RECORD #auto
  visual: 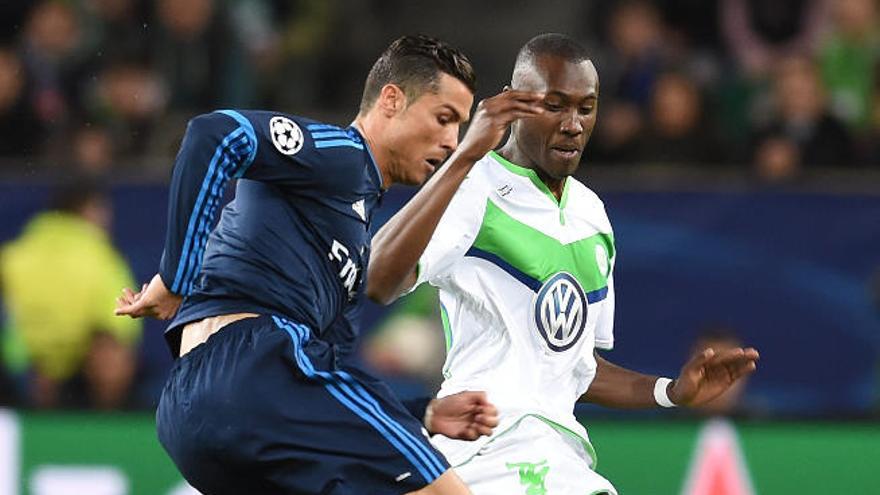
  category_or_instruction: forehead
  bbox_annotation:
[518,55,598,99]
[411,72,474,119]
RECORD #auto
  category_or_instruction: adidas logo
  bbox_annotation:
[352,199,366,221]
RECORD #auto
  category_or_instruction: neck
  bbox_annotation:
[497,140,566,201]
[353,113,393,188]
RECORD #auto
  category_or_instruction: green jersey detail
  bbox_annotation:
[472,199,614,292]
[439,302,453,379]
[454,413,598,469]
[489,151,570,211]
[506,459,550,495]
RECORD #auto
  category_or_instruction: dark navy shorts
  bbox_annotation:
[157,315,449,494]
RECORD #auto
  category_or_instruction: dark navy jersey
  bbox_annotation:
[159,110,383,356]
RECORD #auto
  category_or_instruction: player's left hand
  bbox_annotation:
[669,346,760,407]
[425,391,499,441]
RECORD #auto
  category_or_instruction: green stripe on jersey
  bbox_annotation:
[472,199,614,292]
[439,303,453,352]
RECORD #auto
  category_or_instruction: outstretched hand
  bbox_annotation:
[425,391,499,441]
[115,273,182,320]
[669,346,760,407]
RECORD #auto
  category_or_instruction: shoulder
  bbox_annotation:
[567,177,603,206]
[462,153,506,194]
[567,177,612,223]
[211,110,369,165]
[454,154,498,204]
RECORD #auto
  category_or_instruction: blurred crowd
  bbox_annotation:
[0,0,875,181]
[584,0,880,180]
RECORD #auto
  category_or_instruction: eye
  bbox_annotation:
[544,102,563,112]
[437,114,453,125]
[579,106,595,115]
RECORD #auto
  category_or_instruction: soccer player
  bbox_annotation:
[367,34,760,494]
[115,35,546,494]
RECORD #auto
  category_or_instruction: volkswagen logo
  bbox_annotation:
[533,272,588,352]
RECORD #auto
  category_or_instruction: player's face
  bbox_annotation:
[386,73,474,185]
[512,56,598,179]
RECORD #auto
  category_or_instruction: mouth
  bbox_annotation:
[549,146,581,161]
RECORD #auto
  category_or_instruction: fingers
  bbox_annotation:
[490,90,545,104]
[114,303,141,318]
[478,91,545,120]
[474,409,499,428]
[704,347,760,381]
[473,423,494,438]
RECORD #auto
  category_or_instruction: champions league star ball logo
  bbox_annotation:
[534,272,588,352]
[270,116,304,155]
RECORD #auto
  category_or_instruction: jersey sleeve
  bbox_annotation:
[412,175,488,289]
[159,111,258,295]
[594,264,615,351]
[158,109,325,295]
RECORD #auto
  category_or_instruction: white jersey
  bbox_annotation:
[415,151,616,467]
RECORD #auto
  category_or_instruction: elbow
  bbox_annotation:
[366,279,397,306]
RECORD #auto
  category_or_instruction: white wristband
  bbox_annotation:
[653,377,676,408]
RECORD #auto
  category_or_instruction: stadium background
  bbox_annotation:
[0,0,878,493]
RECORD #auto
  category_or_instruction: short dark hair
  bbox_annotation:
[512,33,591,83]
[359,35,476,114]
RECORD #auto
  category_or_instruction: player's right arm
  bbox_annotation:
[366,91,544,304]
[116,111,259,319]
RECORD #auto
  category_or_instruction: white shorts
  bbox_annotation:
[445,416,617,495]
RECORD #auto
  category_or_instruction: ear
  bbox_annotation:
[377,83,407,117]
[502,84,512,92]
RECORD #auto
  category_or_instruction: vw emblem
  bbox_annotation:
[533,272,588,352]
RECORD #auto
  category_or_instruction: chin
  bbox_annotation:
[544,160,579,179]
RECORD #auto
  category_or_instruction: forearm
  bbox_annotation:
[581,354,664,409]
[366,154,475,304]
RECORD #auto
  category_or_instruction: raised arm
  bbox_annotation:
[582,347,759,409]
[367,91,544,304]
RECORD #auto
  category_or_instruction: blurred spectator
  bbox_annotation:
[71,124,116,174]
[635,72,727,165]
[652,0,726,91]
[721,0,829,80]
[153,0,245,111]
[0,179,141,409]
[689,327,750,417]
[88,62,167,160]
[80,0,152,63]
[751,56,856,180]
[753,136,801,182]
[590,0,671,163]
[20,1,86,127]
[0,46,43,158]
[656,0,725,56]
[818,0,879,133]
[604,0,670,107]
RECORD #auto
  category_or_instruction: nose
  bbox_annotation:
[440,124,459,153]
[560,109,583,136]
